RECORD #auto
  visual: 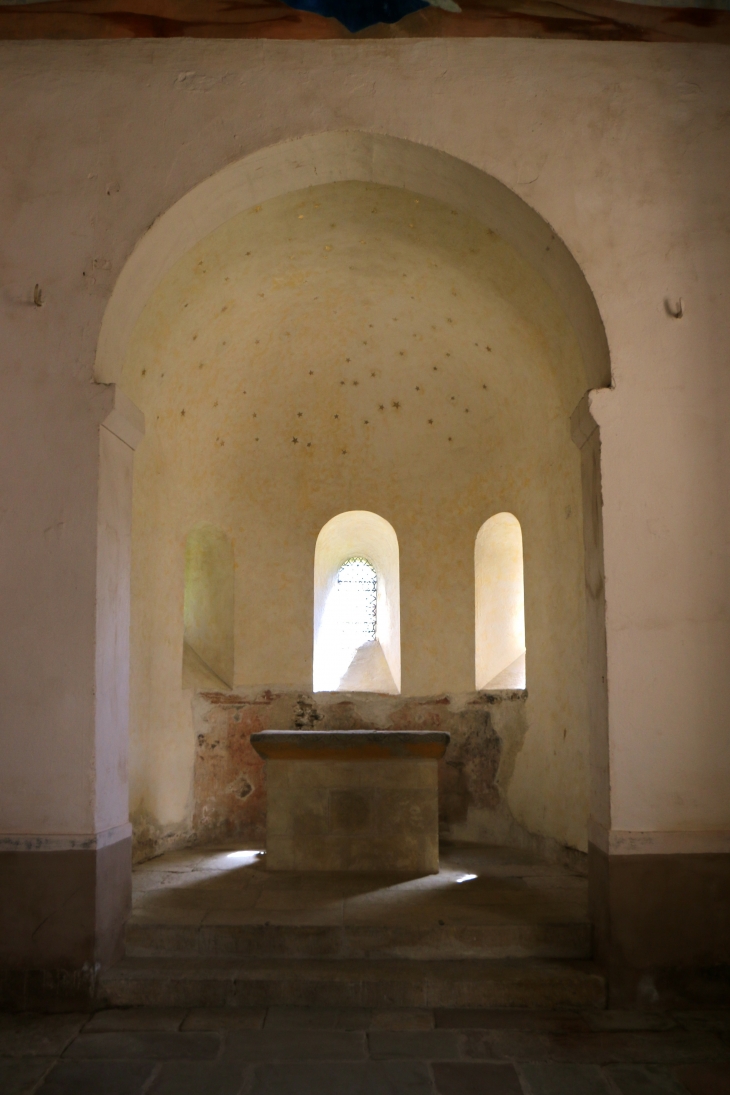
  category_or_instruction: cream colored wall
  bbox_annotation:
[121,180,590,849]
[1,40,728,862]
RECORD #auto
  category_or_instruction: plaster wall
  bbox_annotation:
[0,40,728,865]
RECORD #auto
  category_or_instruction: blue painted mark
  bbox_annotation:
[280,0,430,32]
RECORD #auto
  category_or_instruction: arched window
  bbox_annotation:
[475,513,526,689]
[313,512,400,694]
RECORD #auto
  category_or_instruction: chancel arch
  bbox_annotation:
[313,511,400,694]
[99,131,611,867]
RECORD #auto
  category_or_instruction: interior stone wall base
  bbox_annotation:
[589,842,730,1008]
[0,837,131,1008]
[0,965,100,1012]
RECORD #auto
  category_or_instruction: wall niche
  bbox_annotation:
[183,525,234,691]
[475,513,526,690]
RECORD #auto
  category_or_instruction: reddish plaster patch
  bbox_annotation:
[192,700,267,843]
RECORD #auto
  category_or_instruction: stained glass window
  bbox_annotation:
[334,557,377,646]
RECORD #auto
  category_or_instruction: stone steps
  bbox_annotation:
[116,845,599,1012]
[98,956,606,1009]
[125,919,591,961]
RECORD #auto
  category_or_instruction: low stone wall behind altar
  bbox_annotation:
[132,689,582,867]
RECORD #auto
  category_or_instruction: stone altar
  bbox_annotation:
[250,729,450,873]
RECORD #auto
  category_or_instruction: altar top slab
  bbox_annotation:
[250,729,450,761]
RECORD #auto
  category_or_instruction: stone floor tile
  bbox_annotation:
[342,906,457,929]
[584,1013,677,1033]
[182,1008,265,1030]
[605,1064,692,1094]
[368,1029,462,1059]
[36,1058,156,1094]
[198,907,284,927]
[84,1008,187,1032]
[246,1059,436,1093]
[183,890,263,911]
[333,1009,376,1030]
[257,877,347,896]
[196,850,265,869]
[137,851,210,871]
[134,890,222,910]
[145,1059,245,1094]
[336,1010,376,1030]
[489,1031,730,1065]
[134,867,207,886]
[63,1031,221,1059]
[255,889,344,908]
[435,1010,589,1033]
[0,1013,89,1056]
[128,907,207,927]
[674,1063,730,1095]
[175,869,263,889]
[675,1014,730,1033]
[0,1056,55,1094]
[264,1006,371,1029]
[223,1028,366,1060]
[432,1061,524,1094]
[370,1009,435,1030]
[519,1062,613,1094]
[204,907,343,926]
[460,1030,500,1059]
[565,1033,729,1065]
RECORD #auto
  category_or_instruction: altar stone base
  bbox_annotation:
[266,759,439,873]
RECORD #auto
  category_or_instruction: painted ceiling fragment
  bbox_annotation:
[0,0,728,39]
[280,0,459,31]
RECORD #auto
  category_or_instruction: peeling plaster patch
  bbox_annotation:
[189,695,266,846]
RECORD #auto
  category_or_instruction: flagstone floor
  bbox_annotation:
[1,1004,729,1094]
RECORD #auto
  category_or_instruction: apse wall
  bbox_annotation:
[121,180,590,855]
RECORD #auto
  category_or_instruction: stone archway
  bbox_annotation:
[94,127,611,915]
